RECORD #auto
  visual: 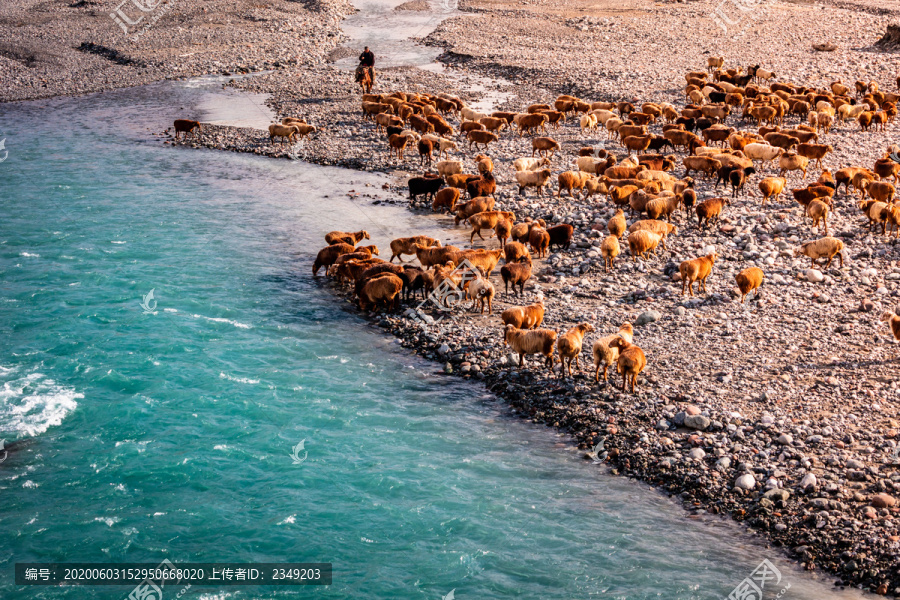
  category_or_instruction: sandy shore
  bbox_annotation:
[5,0,900,593]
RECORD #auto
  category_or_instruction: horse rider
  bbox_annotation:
[356,46,375,84]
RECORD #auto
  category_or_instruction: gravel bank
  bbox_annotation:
[0,0,354,103]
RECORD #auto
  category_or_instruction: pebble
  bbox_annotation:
[800,473,817,491]
[684,415,711,431]
[806,269,825,283]
[735,474,756,490]
[871,493,897,508]
[636,310,661,325]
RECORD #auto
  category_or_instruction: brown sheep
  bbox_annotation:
[610,185,639,208]
[501,301,545,329]
[426,114,454,136]
[479,116,506,133]
[467,130,499,151]
[174,119,201,140]
[592,323,634,382]
[885,205,900,238]
[628,220,677,250]
[413,243,462,269]
[432,187,461,213]
[664,129,702,151]
[517,112,550,135]
[638,154,677,172]
[469,210,515,244]
[543,110,567,128]
[466,271,496,314]
[696,197,727,228]
[608,209,627,238]
[460,121,486,137]
[399,266,429,301]
[683,156,722,178]
[500,255,533,296]
[504,241,531,264]
[511,219,545,243]
[417,139,435,165]
[388,134,410,160]
[680,252,717,296]
[334,251,378,268]
[858,111,874,132]
[269,123,299,144]
[806,199,830,234]
[547,224,574,251]
[601,235,620,272]
[467,171,497,200]
[355,263,405,295]
[358,273,403,313]
[505,325,557,370]
[495,219,513,248]
[851,170,877,199]
[331,258,383,283]
[390,236,441,262]
[475,154,494,174]
[617,124,646,142]
[702,125,735,147]
[605,164,647,180]
[607,337,646,394]
[859,199,888,231]
[313,242,356,275]
[874,157,900,182]
[867,181,896,204]
[681,188,697,217]
[453,248,504,276]
[325,230,370,246]
[623,135,652,155]
[759,177,786,205]
[528,227,550,258]
[454,196,496,225]
[645,194,682,221]
[628,230,663,262]
[532,137,561,158]
[735,267,764,303]
[557,323,595,377]
[446,173,479,191]
[881,311,900,344]
[797,143,833,170]
[793,237,844,269]
[557,171,593,198]
[834,166,872,195]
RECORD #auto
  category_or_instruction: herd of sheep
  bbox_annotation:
[309,59,900,391]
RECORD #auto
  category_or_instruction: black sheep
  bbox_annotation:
[408,175,445,202]
[546,224,574,251]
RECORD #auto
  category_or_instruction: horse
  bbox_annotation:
[357,66,374,94]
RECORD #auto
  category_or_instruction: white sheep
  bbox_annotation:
[580,113,598,133]
[574,156,603,173]
[461,107,487,122]
[514,169,553,197]
[435,160,463,178]
[793,236,845,269]
[512,156,552,172]
[743,143,783,165]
